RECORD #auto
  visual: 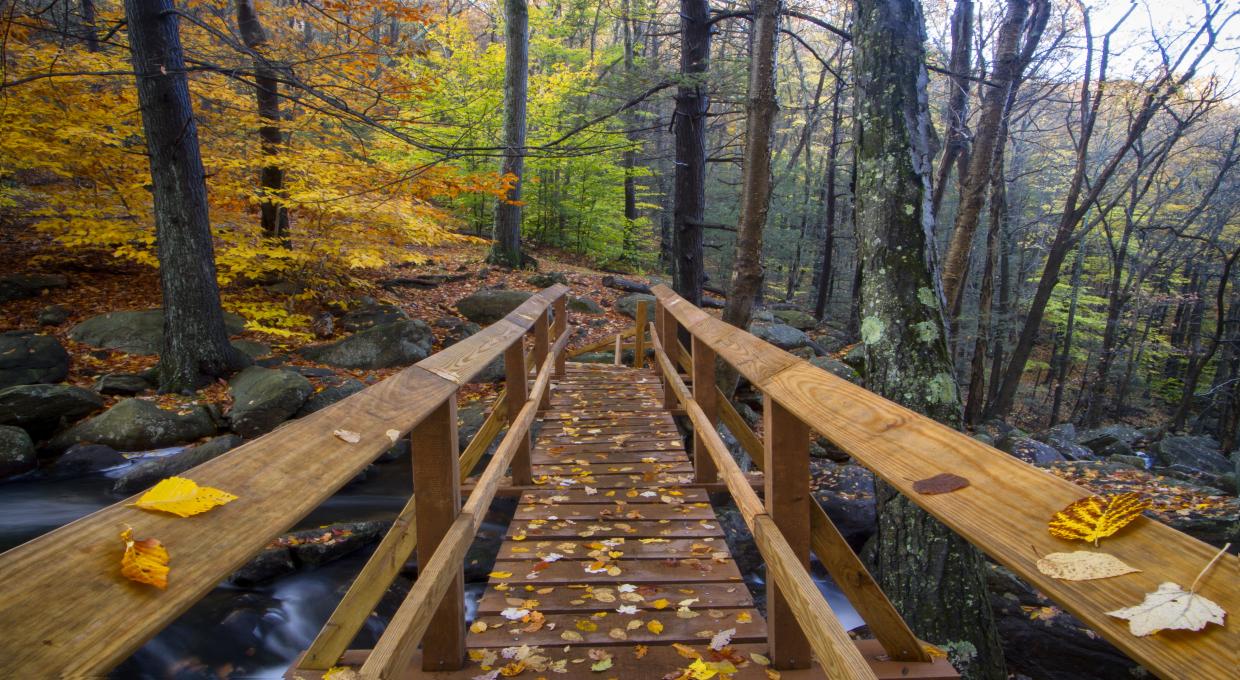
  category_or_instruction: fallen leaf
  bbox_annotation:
[334,429,361,444]
[590,657,613,672]
[560,630,583,642]
[672,643,701,659]
[576,620,598,632]
[647,619,664,635]
[736,611,752,624]
[634,644,649,659]
[470,620,489,633]
[1049,492,1150,545]
[1106,582,1226,636]
[651,598,670,610]
[1036,551,1140,581]
[749,652,770,666]
[490,571,514,579]
[385,429,401,443]
[912,473,970,495]
[132,477,237,517]
[708,628,734,651]
[120,527,168,589]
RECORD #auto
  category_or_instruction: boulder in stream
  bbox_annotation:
[113,434,243,494]
[0,383,104,439]
[0,331,70,388]
[227,367,312,438]
[48,398,218,453]
[0,425,35,479]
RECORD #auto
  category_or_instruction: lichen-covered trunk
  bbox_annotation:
[852,1,1005,677]
[671,0,710,304]
[491,0,529,268]
[124,0,249,393]
[721,0,781,330]
[236,0,289,245]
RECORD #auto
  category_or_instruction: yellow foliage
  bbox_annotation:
[120,527,170,589]
[133,477,238,518]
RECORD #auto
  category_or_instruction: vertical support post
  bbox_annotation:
[661,306,680,409]
[504,339,532,485]
[692,335,718,483]
[613,335,623,365]
[533,310,550,410]
[410,399,464,671]
[553,295,567,378]
[763,394,811,669]
[634,301,649,369]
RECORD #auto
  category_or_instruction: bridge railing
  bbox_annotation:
[0,284,570,678]
[649,284,1237,680]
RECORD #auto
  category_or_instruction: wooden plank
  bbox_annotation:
[532,473,696,489]
[634,300,649,369]
[513,502,716,521]
[0,365,458,677]
[764,396,811,669]
[477,579,755,613]
[534,309,550,410]
[504,338,532,486]
[466,609,767,648]
[716,386,764,459]
[484,557,745,584]
[693,335,719,483]
[412,400,465,671]
[534,451,689,466]
[495,537,734,561]
[554,295,567,377]
[517,487,710,505]
[508,519,725,539]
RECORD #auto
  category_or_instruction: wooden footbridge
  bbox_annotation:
[0,285,1235,679]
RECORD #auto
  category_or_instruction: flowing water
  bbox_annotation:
[1,451,858,679]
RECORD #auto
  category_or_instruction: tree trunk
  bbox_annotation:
[621,0,638,228]
[940,0,1042,316]
[671,0,711,305]
[964,161,1004,426]
[236,0,290,245]
[852,1,1004,676]
[722,0,781,332]
[123,0,249,393]
[1049,239,1085,425]
[929,0,973,220]
[490,0,529,268]
[813,76,844,321]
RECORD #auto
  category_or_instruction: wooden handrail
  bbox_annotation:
[651,285,1237,680]
[650,324,877,679]
[360,326,571,678]
[0,284,568,677]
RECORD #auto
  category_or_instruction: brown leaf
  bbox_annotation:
[913,473,970,495]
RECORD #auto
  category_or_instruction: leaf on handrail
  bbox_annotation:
[1036,551,1140,581]
[385,429,400,443]
[1048,492,1150,545]
[132,477,236,517]
[912,472,970,495]
[1107,582,1225,636]
[120,527,169,589]
[333,429,361,444]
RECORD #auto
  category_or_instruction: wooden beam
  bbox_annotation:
[693,335,718,484]
[634,300,649,369]
[534,310,550,410]
[411,399,464,671]
[504,339,531,486]
[765,395,812,669]
[652,284,1238,679]
[553,295,567,377]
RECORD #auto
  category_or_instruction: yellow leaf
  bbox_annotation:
[647,619,664,635]
[1036,551,1141,581]
[736,611,752,623]
[634,644,648,659]
[133,477,237,518]
[120,527,168,589]
[652,598,670,609]
[1048,493,1150,545]
[470,620,489,633]
[489,571,513,579]
[560,630,583,642]
[576,620,598,632]
[672,643,701,659]
[590,657,613,672]
[323,667,358,680]
[749,652,770,665]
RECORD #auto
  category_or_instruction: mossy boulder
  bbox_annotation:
[526,272,569,288]
[113,434,243,494]
[227,367,313,438]
[772,309,817,330]
[455,290,533,324]
[0,384,104,439]
[568,297,604,314]
[299,320,433,369]
[0,425,35,479]
[48,398,217,453]
[615,293,656,319]
[69,309,245,355]
[0,331,70,388]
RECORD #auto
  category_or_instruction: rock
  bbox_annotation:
[113,435,243,494]
[809,330,850,354]
[296,377,365,417]
[808,356,860,384]
[299,320,433,369]
[231,339,271,359]
[1001,437,1065,466]
[93,373,152,396]
[526,272,568,287]
[568,297,604,314]
[435,317,482,346]
[288,521,387,567]
[814,461,876,548]
[772,309,816,330]
[701,296,725,309]
[53,443,127,474]
[455,290,533,324]
[749,323,810,350]
[575,352,615,364]
[0,384,104,439]
[48,398,217,453]
[68,309,245,355]
[0,273,68,304]
[614,293,657,319]
[988,564,1140,680]
[1109,454,1148,469]
[341,303,408,332]
[601,275,650,294]
[289,365,337,378]
[1156,435,1232,475]
[458,401,490,452]
[1077,424,1143,453]
[227,367,312,438]
[37,304,70,326]
[1032,423,1096,461]
[0,425,35,478]
[381,273,469,290]
[0,331,70,388]
[469,355,506,384]
[789,347,815,360]
[751,310,775,323]
[229,547,296,585]
[311,312,335,339]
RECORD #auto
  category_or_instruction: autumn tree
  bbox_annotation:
[123,0,250,392]
[671,0,711,304]
[852,0,1005,676]
[490,0,530,268]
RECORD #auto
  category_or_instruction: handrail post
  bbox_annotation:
[505,339,532,485]
[410,398,465,671]
[764,394,812,669]
[533,310,550,410]
[660,306,680,409]
[692,335,718,483]
[553,295,567,378]
[634,300,649,369]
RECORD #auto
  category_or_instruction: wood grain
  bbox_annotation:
[634,299,649,369]
[692,335,719,483]
[764,396,812,669]
[504,338,532,486]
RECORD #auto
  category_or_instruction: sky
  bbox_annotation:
[1088,0,1239,83]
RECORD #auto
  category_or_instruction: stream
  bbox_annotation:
[0,451,858,679]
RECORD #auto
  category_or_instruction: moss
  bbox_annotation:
[917,286,937,307]
[860,316,886,345]
[913,320,938,343]
[926,372,957,404]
